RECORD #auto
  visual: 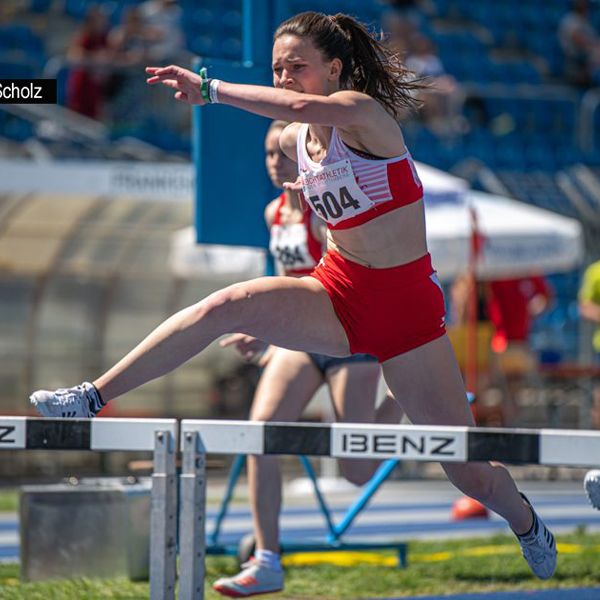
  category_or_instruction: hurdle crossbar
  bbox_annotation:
[0,417,179,600]
[0,417,177,451]
[181,420,600,468]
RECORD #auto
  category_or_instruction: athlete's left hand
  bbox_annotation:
[283,176,303,192]
[146,65,207,105]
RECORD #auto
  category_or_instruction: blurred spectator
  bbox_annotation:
[65,6,112,119]
[105,6,156,125]
[580,259,600,511]
[487,276,552,425]
[558,0,600,87]
[108,6,154,68]
[449,272,490,328]
[379,0,425,30]
[578,258,600,428]
[404,33,462,135]
[139,0,185,62]
[382,7,418,58]
[488,276,552,355]
[405,33,446,78]
[447,273,494,417]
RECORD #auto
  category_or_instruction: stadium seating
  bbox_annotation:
[2,0,599,362]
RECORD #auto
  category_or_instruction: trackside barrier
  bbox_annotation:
[0,417,178,600]
[179,419,600,599]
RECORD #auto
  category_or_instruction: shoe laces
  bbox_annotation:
[521,529,551,565]
[55,386,84,404]
[55,385,93,416]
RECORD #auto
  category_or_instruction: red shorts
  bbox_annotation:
[310,250,446,362]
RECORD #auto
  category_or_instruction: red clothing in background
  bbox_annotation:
[488,276,551,351]
[67,31,108,118]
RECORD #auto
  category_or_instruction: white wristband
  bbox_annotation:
[209,79,221,104]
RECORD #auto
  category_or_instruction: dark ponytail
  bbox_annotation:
[274,11,426,119]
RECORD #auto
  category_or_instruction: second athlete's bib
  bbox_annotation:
[270,222,316,272]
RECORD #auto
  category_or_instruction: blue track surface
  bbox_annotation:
[384,589,600,600]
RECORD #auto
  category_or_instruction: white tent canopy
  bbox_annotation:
[170,162,583,281]
[419,162,583,281]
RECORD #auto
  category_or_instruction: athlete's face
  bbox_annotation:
[272,34,342,95]
[265,127,296,188]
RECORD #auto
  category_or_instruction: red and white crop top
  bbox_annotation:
[269,193,323,276]
[296,123,423,230]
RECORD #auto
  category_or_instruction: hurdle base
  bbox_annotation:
[20,478,151,582]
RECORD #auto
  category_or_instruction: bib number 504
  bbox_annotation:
[308,186,360,220]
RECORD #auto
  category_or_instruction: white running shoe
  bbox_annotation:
[584,470,600,510]
[30,382,104,418]
[516,493,557,580]
[212,559,284,598]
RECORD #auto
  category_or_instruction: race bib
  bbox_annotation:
[300,159,374,226]
[269,223,316,271]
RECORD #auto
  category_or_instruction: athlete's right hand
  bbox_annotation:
[146,65,207,105]
[220,334,269,364]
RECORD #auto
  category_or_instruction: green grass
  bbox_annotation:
[0,490,18,514]
[1,532,599,599]
[0,488,242,512]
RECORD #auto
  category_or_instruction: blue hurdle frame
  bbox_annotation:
[206,454,408,567]
[205,392,476,562]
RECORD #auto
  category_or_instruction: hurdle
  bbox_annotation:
[179,419,600,599]
[0,417,178,600]
[5,418,600,599]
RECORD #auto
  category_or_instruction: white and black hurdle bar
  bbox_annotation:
[0,417,179,600]
[4,418,600,600]
[179,419,600,600]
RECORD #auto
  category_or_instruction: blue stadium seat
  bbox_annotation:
[524,143,556,171]
[190,7,216,28]
[0,58,36,79]
[0,112,34,141]
[187,34,217,58]
[0,25,45,63]
[64,0,90,19]
[222,9,242,30]
[219,37,242,61]
[28,0,53,11]
[429,0,451,18]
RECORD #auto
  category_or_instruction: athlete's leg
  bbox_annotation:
[381,334,533,534]
[93,276,349,402]
[248,348,323,552]
[326,363,401,485]
[376,391,404,425]
[213,350,324,597]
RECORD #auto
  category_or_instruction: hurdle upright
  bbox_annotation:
[179,419,600,600]
[0,417,178,600]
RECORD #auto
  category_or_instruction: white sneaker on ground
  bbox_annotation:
[30,382,104,418]
[212,559,284,598]
[516,492,557,580]
[584,470,600,510]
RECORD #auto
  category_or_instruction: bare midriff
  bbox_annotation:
[326,199,428,269]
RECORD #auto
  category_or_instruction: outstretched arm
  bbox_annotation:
[145,65,382,128]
